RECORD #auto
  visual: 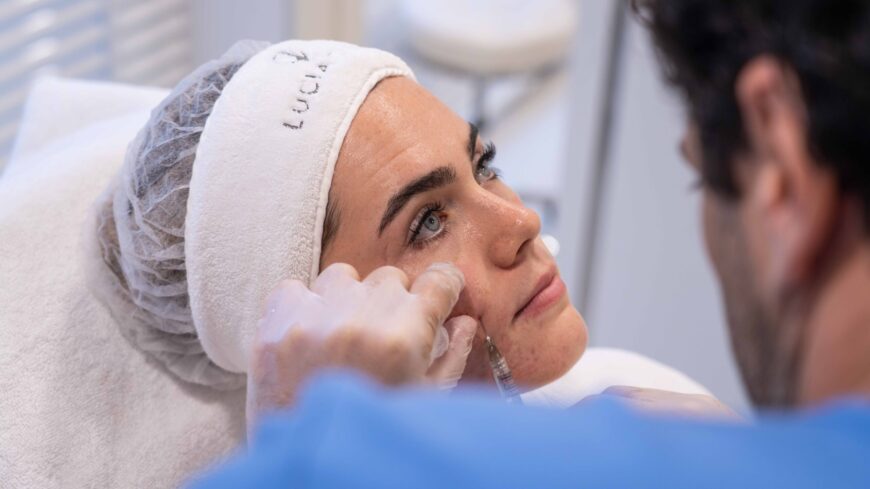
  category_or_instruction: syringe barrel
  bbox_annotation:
[486,338,523,403]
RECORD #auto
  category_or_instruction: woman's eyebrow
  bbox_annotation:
[376,124,476,237]
[378,166,456,236]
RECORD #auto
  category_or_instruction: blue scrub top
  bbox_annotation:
[190,373,870,489]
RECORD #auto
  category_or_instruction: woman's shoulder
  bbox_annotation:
[522,347,711,408]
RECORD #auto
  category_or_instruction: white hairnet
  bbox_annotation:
[92,40,270,390]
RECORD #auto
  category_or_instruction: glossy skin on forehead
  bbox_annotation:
[320,77,586,388]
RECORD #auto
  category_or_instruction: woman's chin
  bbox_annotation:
[515,304,587,388]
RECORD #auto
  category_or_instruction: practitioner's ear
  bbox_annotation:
[734,56,839,295]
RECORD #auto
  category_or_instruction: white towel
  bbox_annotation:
[0,110,245,488]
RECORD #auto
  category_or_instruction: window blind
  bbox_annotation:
[0,0,193,170]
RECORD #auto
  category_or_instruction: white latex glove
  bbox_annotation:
[591,386,740,420]
[427,315,478,389]
[247,262,476,429]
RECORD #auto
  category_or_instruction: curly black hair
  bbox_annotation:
[633,0,870,227]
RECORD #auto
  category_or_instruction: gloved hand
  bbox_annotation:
[592,386,740,420]
[246,262,477,430]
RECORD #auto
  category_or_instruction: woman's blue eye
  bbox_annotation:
[409,203,448,247]
[423,213,441,232]
[416,212,444,241]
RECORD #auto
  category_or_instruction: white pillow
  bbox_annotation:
[6,77,168,179]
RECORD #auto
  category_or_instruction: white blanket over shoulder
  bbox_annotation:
[0,80,245,489]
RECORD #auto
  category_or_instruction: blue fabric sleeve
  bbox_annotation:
[189,372,870,489]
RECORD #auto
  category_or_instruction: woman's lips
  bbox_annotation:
[513,269,566,321]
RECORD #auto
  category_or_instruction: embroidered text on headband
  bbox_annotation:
[185,40,415,374]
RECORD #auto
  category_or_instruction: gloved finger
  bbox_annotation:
[600,387,738,419]
[363,265,411,290]
[409,262,465,332]
[429,326,450,366]
[426,315,477,389]
[257,279,318,343]
[428,325,450,365]
[602,385,643,398]
[312,262,361,296]
[261,279,312,320]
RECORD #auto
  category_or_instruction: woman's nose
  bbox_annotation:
[484,195,542,269]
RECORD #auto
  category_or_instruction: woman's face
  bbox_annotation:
[320,77,587,388]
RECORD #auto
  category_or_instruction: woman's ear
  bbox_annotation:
[735,56,838,294]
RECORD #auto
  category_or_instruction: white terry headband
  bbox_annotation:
[186,40,414,374]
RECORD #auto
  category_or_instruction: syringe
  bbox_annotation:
[484,335,523,404]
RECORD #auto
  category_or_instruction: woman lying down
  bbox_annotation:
[0,40,726,488]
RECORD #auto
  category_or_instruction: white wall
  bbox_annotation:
[581,14,749,411]
[189,0,366,65]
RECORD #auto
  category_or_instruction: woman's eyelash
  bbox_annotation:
[480,141,496,165]
[476,141,501,180]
